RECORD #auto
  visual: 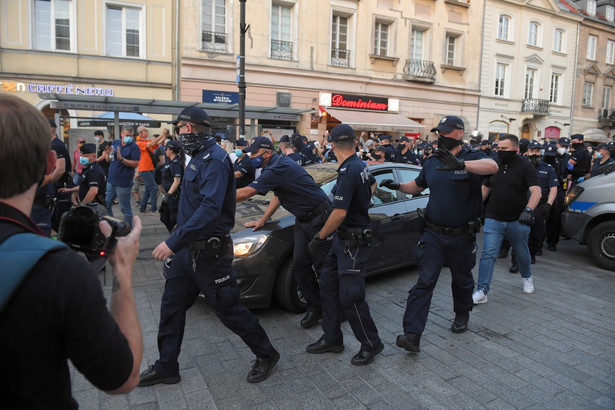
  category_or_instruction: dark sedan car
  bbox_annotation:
[231,162,430,312]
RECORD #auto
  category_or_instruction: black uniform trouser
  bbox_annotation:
[160,195,179,233]
[546,191,565,246]
[154,245,274,376]
[293,210,331,313]
[403,229,476,335]
[528,203,548,255]
[319,235,380,352]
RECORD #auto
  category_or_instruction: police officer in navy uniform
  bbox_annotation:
[233,139,256,188]
[567,134,591,184]
[159,140,183,233]
[236,137,332,329]
[278,134,304,165]
[58,143,106,204]
[395,136,420,165]
[544,137,570,251]
[378,135,396,162]
[380,116,498,352]
[305,123,384,366]
[291,133,320,165]
[141,107,279,386]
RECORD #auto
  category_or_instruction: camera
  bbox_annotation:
[58,203,130,255]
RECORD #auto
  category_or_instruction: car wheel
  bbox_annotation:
[273,258,307,313]
[588,221,615,271]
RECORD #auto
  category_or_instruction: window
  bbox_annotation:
[372,171,398,205]
[607,5,615,21]
[550,73,561,104]
[495,63,507,97]
[410,28,424,60]
[528,22,539,46]
[445,34,457,65]
[271,3,292,60]
[602,86,611,109]
[588,0,596,16]
[587,36,597,60]
[607,40,615,64]
[106,4,142,58]
[583,82,594,106]
[398,168,429,196]
[498,15,510,41]
[331,14,349,67]
[524,68,537,99]
[554,29,564,53]
[373,21,390,56]
[201,0,227,53]
[33,0,72,51]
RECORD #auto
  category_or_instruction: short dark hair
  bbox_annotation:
[94,130,104,137]
[332,138,356,151]
[499,134,519,147]
[0,94,51,198]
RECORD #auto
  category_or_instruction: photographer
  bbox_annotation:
[0,95,143,408]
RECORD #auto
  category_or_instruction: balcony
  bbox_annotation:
[271,40,293,61]
[330,48,351,68]
[402,59,437,83]
[201,31,228,53]
[521,98,550,115]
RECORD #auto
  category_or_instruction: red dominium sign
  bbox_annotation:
[330,93,389,111]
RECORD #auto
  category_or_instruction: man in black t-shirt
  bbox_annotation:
[567,134,591,183]
[59,144,106,204]
[96,130,112,177]
[0,94,143,409]
[473,134,541,304]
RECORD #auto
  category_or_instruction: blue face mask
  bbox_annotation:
[250,155,264,168]
[79,157,90,166]
[235,149,243,157]
[123,136,133,144]
[595,152,603,159]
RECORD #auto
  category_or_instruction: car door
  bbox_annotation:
[397,167,430,264]
[367,167,414,273]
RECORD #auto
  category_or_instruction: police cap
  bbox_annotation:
[168,107,211,126]
[570,133,584,142]
[243,136,274,153]
[166,140,181,153]
[527,140,542,150]
[79,143,96,154]
[279,135,290,143]
[431,116,465,133]
[544,145,557,156]
[235,139,248,146]
[329,124,355,142]
[558,137,571,146]
[378,134,392,142]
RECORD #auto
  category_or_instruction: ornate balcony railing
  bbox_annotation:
[330,48,351,67]
[201,31,228,53]
[522,98,550,114]
[271,40,293,60]
[402,59,437,83]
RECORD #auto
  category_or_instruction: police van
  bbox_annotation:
[562,163,615,271]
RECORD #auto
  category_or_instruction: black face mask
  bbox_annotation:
[372,153,382,160]
[528,154,541,167]
[497,150,517,165]
[438,136,462,151]
[398,143,406,150]
[572,142,584,150]
[543,156,556,165]
[178,132,208,154]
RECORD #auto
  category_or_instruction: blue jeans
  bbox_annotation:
[477,218,531,294]
[105,183,133,227]
[140,170,158,212]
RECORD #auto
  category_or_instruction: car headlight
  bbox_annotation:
[233,234,268,257]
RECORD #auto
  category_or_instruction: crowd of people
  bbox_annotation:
[3,91,615,407]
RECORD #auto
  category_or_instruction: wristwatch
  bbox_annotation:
[525,207,532,212]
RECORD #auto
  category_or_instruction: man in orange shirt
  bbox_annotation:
[136,126,166,214]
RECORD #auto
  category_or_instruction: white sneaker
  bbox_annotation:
[522,277,534,294]
[472,289,488,304]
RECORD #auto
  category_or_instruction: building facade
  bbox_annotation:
[477,0,582,142]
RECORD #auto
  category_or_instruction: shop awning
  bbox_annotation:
[580,128,609,143]
[326,108,424,132]
[77,112,161,128]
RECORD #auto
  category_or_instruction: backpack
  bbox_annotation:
[148,147,160,168]
[0,233,68,313]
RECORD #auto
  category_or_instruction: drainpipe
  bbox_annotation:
[569,21,580,136]
[476,0,488,134]
[174,0,180,101]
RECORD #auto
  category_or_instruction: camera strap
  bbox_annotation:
[0,233,67,314]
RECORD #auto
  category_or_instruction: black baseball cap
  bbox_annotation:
[595,143,608,151]
[570,133,584,142]
[79,143,96,154]
[480,140,491,146]
[165,140,181,153]
[235,139,248,147]
[528,140,542,150]
[558,137,571,146]
[399,136,410,143]
[168,107,211,126]
[544,145,557,156]
[329,124,355,142]
[243,136,274,153]
[279,135,290,143]
[431,116,465,133]
[378,134,392,141]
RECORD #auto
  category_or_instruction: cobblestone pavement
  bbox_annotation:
[73,209,615,409]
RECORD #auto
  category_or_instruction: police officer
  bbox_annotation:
[236,136,332,329]
[395,136,420,165]
[589,143,614,177]
[291,133,320,165]
[380,116,498,352]
[608,141,615,159]
[543,137,571,251]
[141,107,279,386]
[306,123,384,366]
[567,134,591,184]
[509,141,558,271]
[58,143,106,204]
[233,139,256,188]
[378,135,396,162]
[278,134,304,165]
[159,140,183,233]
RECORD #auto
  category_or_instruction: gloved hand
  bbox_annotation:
[161,194,169,204]
[379,179,400,190]
[518,208,535,226]
[566,161,574,171]
[577,177,585,183]
[541,203,551,218]
[307,233,325,256]
[434,149,466,170]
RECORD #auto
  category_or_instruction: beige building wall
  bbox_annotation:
[478,0,581,141]
[179,0,484,138]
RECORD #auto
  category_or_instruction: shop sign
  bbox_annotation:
[0,81,113,96]
[329,93,389,111]
[202,90,239,104]
[488,120,509,133]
